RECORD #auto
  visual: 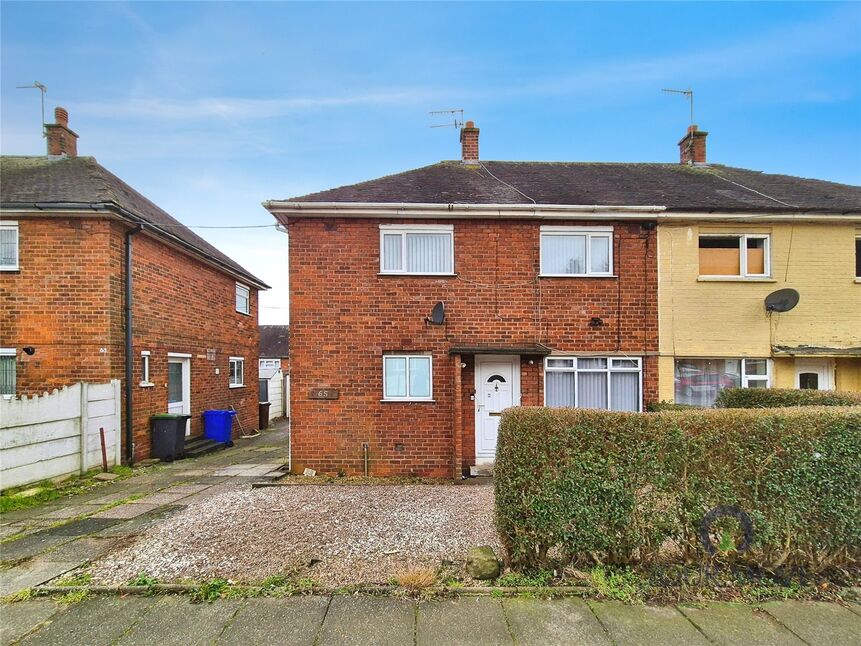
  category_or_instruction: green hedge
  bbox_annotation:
[495,406,861,571]
[715,387,861,409]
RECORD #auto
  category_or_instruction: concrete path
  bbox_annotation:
[0,423,290,596]
[1,596,859,645]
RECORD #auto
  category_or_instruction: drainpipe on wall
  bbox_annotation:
[125,225,142,465]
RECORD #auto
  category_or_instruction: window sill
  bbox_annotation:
[377,273,457,278]
[235,310,251,316]
[540,274,617,279]
[139,382,155,388]
[0,267,20,272]
[855,278,861,284]
[697,276,776,283]
[380,399,436,403]
[229,384,245,389]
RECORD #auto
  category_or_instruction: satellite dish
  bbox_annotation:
[765,288,800,313]
[427,301,445,325]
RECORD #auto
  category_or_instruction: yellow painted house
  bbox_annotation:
[658,219,860,404]
[652,124,861,406]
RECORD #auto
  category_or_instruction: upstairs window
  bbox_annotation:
[855,236,861,280]
[235,283,250,315]
[380,225,454,275]
[0,221,19,271]
[140,351,152,386]
[699,234,769,277]
[540,227,613,276]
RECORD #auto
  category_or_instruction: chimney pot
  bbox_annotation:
[45,106,78,158]
[460,120,479,165]
[678,124,707,164]
[54,107,69,126]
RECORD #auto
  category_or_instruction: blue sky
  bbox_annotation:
[2,1,860,322]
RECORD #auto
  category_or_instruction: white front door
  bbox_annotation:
[475,355,520,463]
[795,358,834,390]
[167,356,191,435]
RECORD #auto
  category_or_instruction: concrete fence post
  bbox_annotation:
[79,382,89,474]
[113,379,122,467]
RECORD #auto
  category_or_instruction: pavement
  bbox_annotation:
[0,422,291,596]
[1,595,860,645]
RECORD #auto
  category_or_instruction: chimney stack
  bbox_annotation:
[678,124,707,164]
[460,120,479,165]
[45,106,79,158]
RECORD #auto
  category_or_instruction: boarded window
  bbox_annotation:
[699,234,769,277]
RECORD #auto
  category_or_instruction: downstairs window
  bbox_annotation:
[544,357,641,412]
[674,358,771,407]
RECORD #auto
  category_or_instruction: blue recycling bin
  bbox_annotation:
[202,409,236,446]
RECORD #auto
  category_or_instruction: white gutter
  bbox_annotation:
[263,201,861,223]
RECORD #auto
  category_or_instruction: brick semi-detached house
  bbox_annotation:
[265,121,861,479]
[1,108,268,462]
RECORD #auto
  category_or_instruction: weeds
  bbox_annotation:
[57,589,90,604]
[191,578,230,603]
[56,571,93,586]
[128,572,159,587]
[589,567,644,603]
[2,588,35,603]
[392,566,437,591]
[495,569,553,587]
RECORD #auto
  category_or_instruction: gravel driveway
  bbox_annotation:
[90,484,499,585]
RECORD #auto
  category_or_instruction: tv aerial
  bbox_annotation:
[662,87,694,129]
[16,81,47,138]
[429,109,464,130]
[765,288,800,313]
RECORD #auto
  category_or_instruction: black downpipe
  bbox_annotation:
[125,225,142,465]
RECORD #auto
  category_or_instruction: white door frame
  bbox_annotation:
[167,354,192,435]
[794,358,834,390]
[474,354,521,464]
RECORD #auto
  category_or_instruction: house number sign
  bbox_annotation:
[309,388,339,400]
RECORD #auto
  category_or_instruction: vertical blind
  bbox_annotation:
[406,233,451,273]
[0,356,15,396]
[0,228,17,267]
[540,233,612,275]
[545,357,641,411]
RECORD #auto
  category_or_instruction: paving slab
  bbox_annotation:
[117,595,241,646]
[318,595,414,646]
[129,492,189,505]
[162,484,211,495]
[191,476,231,485]
[48,517,123,536]
[0,525,26,540]
[504,598,611,645]
[92,503,160,519]
[87,491,146,506]
[588,601,710,646]
[216,596,330,645]
[417,597,512,646]
[679,603,804,645]
[0,530,74,564]
[34,504,103,520]
[19,595,157,645]
[174,470,212,477]
[0,559,78,595]
[40,537,119,563]
[761,600,861,645]
[0,599,60,645]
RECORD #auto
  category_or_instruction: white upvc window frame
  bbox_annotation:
[741,357,771,389]
[698,233,771,278]
[379,224,455,275]
[0,221,20,271]
[259,358,281,371]
[229,356,245,388]
[539,226,614,277]
[855,235,860,280]
[543,355,642,411]
[382,353,434,401]
[140,351,153,387]
[0,347,16,398]
[235,282,251,315]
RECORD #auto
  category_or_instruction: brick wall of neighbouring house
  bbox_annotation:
[118,228,260,461]
[288,217,658,477]
[1,215,260,462]
[0,218,116,392]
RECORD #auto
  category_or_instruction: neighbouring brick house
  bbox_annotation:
[259,324,290,421]
[1,107,268,462]
[266,121,861,479]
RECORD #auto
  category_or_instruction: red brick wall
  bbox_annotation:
[288,217,658,477]
[0,218,115,391]
[122,229,260,461]
[1,216,260,462]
